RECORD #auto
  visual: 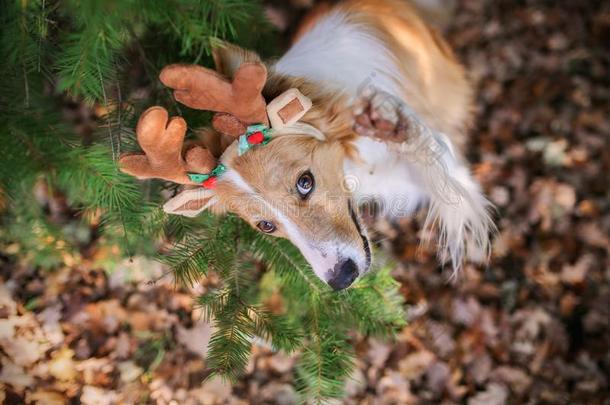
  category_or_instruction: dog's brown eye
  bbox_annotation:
[257,220,276,233]
[296,171,315,199]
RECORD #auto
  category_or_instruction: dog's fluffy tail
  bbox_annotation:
[390,102,496,276]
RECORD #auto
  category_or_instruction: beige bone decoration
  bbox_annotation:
[266,88,312,130]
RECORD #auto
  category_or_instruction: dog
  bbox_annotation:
[120,0,494,290]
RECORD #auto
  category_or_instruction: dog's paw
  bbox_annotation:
[353,91,409,143]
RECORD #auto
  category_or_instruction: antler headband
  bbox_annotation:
[119,59,313,215]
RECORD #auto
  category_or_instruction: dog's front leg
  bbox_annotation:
[353,91,411,144]
[352,89,495,272]
[353,90,464,166]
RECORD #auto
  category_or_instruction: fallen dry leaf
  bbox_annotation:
[48,348,77,381]
[468,383,509,405]
[0,356,34,390]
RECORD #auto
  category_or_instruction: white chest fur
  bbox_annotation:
[343,137,427,217]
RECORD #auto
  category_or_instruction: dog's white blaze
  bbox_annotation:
[222,169,351,282]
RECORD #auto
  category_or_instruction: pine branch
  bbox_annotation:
[206,292,253,381]
[160,237,216,286]
[340,267,407,337]
[0,1,407,402]
[296,312,355,402]
[248,305,302,353]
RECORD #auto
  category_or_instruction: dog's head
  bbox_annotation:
[212,133,370,290]
[120,44,370,290]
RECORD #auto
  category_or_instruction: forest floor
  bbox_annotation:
[1,0,609,404]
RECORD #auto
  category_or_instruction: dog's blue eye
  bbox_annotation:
[296,171,314,199]
[257,220,276,233]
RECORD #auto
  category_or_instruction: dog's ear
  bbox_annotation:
[212,41,262,79]
[163,188,224,217]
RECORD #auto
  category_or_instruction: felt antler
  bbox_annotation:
[159,63,268,137]
[118,46,316,219]
[119,106,216,185]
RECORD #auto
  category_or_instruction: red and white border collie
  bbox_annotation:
[163,0,494,290]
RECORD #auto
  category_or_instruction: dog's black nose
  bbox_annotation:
[328,259,359,291]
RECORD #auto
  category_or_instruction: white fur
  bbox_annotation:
[345,137,427,215]
[275,11,403,99]
[275,10,493,271]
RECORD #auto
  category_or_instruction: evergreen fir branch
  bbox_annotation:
[141,206,174,239]
[341,268,407,337]
[296,325,355,402]
[1,0,56,77]
[0,100,71,204]
[197,288,231,322]
[55,145,149,254]
[55,31,123,104]
[159,237,216,286]
[206,294,254,381]
[159,215,243,286]
[163,212,203,242]
[53,0,136,103]
[161,0,261,59]
[57,145,142,213]
[247,305,302,353]
[0,128,43,199]
[0,1,408,401]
